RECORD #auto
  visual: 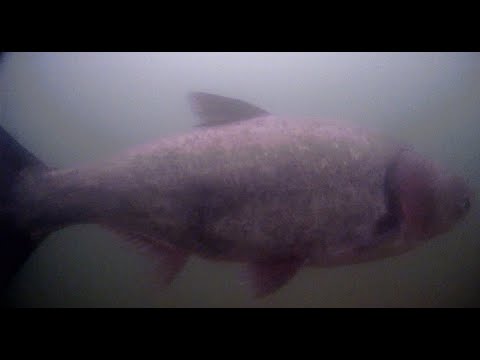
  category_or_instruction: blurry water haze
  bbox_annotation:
[0,52,479,307]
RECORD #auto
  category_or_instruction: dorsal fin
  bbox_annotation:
[188,92,270,127]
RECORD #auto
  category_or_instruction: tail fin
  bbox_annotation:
[0,125,48,291]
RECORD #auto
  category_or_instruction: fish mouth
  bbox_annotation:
[463,186,475,218]
[460,177,475,215]
[447,175,475,222]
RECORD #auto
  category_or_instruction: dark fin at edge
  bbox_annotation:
[0,126,49,293]
[188,92,270,127]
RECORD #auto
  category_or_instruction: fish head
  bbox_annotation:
[427,173,473,237]
[393,150,473,241]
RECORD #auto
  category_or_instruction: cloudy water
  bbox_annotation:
[0,52,478,307]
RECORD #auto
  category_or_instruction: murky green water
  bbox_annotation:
[1,52,479,307]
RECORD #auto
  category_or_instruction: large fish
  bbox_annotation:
[0,92,473,297]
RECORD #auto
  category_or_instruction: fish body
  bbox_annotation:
[2,92,473,297]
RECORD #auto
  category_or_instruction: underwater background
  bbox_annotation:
[0,52,478,307]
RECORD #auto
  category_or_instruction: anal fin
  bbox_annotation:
[150,243,188,286]
[244,258,305,298]
[104,226,189,287]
